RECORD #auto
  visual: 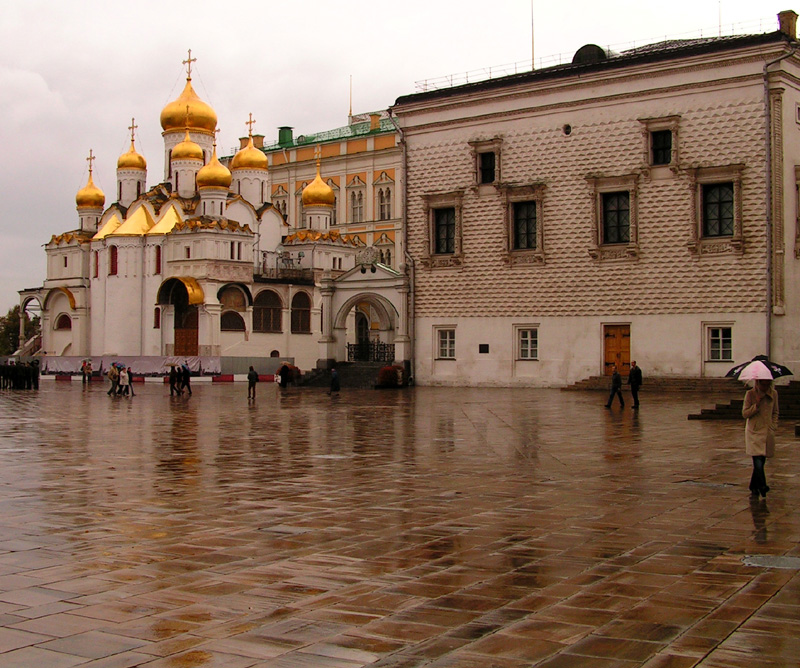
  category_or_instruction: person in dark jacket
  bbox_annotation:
[328,368,340,396]
[169,366,182,395]
[247,366,259,399]
[628,360,643,409]
[181,362,192,396]
[605,365,625,408]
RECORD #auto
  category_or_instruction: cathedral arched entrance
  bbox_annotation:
[318,263,411,369]
[157,278,204,357]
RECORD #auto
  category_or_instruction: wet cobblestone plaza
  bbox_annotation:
[1,381,799,667]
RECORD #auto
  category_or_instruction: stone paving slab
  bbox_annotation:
[1,382,798,666]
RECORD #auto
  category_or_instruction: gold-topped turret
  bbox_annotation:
[197,138,232,189]
[76,150,106,209]
[160,50,217,134]
[231,113,268,171]
[117,118,147,170]
[301,154,335,207]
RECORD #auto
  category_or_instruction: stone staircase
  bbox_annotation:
[299,362,387,390]
[688,379,800,420]
[564,375,743,393]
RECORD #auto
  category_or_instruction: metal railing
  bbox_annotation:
[347,342,395,363]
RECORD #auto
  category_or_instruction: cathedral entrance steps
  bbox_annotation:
[563,375,743,394]
[301,363,387,390]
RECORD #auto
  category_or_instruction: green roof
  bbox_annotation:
[261,118,396,153]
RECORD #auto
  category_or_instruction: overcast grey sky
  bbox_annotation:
[0,0,787,314]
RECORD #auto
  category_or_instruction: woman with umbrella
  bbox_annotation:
[728,356,790,498]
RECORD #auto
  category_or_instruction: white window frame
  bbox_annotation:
[515,325,539,360]
[435,327,456,360]
[705,324,733,362]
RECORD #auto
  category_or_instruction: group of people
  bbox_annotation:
[0,360,39,390]
[605,360,643,409]
[168,364,192,396]
[106,365,135,396]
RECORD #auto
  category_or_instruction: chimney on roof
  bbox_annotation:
[778,10,798,39]
[252,134,264,149]
[369,113,381,131]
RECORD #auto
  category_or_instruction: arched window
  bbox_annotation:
[291,292,311,333]
[154,307,161,329]
[108,246,118,276]
[270,350,280,357]
[93,250,99,278]
[253,290,282,332]
[55,314,72,330]
[219,286,246,311]
[221,311,245,331]
[155,246,162,274]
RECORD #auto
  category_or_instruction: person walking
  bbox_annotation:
[169,366,182,395]
[605,365,625,408]
[181,362,192,396]
[107,365,119,396]
[328,368,340,396]
[247,366,259,399]
[125,367,135,396]
[118,367,129,395]
[742,379,778,498]
[628,360,643,409]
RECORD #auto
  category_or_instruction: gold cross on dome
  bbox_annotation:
[245,113,256,136]
[314,145,322,162]
[128,118,137,143]
[86,149,96,174]
[182,49,196,79]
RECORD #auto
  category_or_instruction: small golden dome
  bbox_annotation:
[76,171,105,209]
[197,146,232,189]
[301,163,335,207]
[231,135,268,171]
[160,78,217,134]
[117,140,147,170]
[171,129,204,162]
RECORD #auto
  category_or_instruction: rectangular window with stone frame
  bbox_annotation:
[602,192,630,244]
[702,183,734,237]
[513,201,537,250]
[434,207,456,254]
[587,175,638,260]
[651,130,672,166]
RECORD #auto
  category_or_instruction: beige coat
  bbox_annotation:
[742,387,778,457]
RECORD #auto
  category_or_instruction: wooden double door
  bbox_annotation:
[604,325,630,376]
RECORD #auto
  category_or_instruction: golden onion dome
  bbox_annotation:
[160,78,217,134]
[301,163,335,207]
[171,128,204,162]
[231,135,268,171]
[197,146,232,189]
[117,140,147,170]
[76,171,105,209]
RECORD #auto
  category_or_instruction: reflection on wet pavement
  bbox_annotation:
[0,382,798,667]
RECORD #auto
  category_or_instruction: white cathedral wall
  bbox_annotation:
[415,313,766,387]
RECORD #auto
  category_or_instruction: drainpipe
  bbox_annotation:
[763,41,799,358]
[388,107,415,382]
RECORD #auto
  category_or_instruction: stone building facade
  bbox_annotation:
[392,11,800,386]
